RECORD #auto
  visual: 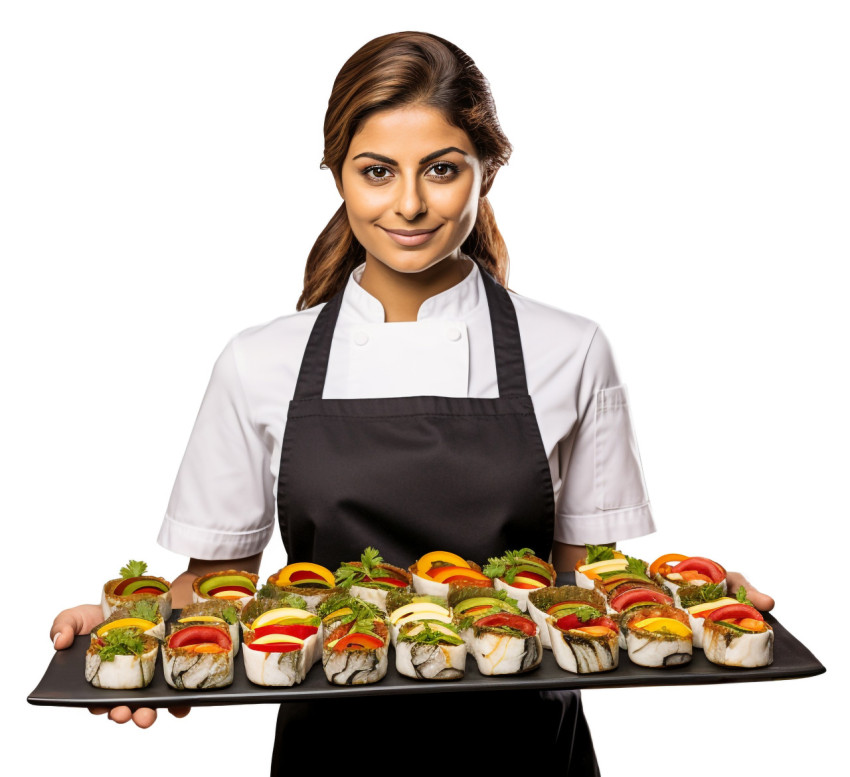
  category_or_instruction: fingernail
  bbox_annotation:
[53,632,61,648]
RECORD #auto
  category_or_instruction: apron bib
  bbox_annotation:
[272,258,598,773]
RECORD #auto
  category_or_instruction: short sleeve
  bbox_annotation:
[554,326,656,544]
[157,338,275,559]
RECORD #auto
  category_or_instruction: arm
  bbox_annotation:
[551,541,614,574]
[50,552,262,728]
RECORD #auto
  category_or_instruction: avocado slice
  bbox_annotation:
[199,574,256,596]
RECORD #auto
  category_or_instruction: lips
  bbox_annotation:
[379,224,442,247]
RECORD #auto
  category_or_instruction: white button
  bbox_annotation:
[353,330,369,346]
[446,327,462,342]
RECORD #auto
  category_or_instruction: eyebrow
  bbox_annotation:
[351,146,469,165]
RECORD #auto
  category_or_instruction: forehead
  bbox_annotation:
[348,105,476,159]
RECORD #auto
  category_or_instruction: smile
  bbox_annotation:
[379,225,442,247]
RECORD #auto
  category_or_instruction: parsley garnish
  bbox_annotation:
[97,628,146,661]
[482,548,535,584]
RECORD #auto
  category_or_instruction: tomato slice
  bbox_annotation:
[333,632,385,652]
[706,604,763,622]
[168,625,232,650]
[673,557,725,584]
[474,613,537,636]
[131,586,167,595]
[610,588,672,611]
[253,624,318,640]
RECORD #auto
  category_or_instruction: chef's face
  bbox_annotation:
[336,104,484,274]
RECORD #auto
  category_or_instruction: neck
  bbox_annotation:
[359,254,473,322]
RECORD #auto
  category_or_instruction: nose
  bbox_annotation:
[394,174,427,221]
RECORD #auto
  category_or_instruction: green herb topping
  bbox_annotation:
[120,560,147,579]
[97,628,146,661]
[585,544,616,564]
[482,548,535,584]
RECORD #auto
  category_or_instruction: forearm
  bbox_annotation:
[171,553,264,608]
[551,541,614,574]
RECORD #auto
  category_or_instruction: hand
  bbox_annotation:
[725,571,775,612]
[50,603,191,728]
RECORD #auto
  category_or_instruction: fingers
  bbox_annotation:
[169,706,192,719]
[88,706,159,727]
[50,604,103,649]
[726,571,776,612]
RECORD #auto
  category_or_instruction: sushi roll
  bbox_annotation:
[547,607,620,674]
[527,585,606,649]
[101,559,172,619]
[623,605,693,667]
[241,598,322,668]
[93,599,165,642]
[483,548,555,612]
[177,600,241,655]
[702,602,774,668]
[448,585,523,647]
[607,584,675,648]
[85,626,158,689]
[241,604,321,686]
[385,590,453,646]
[334,547,411,608]
[649,554,726,598]
[469,611,542,675]
[161,621,234,689]
[573,545,646,591]
[395,621,467,680]
[266,562,342,612]
[192,569,258,607]
[676,583,738,649]
[409,550,491,597]
[320,594,389,685]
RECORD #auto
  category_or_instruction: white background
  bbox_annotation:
[4,2,848,773]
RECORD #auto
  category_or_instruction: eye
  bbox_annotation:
[427,161,460,180]
[362,165,393,182]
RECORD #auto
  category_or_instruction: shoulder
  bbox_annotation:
[213,303,327,394]
[506,288,602,366]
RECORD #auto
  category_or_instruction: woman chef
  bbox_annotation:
[50,31,772,774]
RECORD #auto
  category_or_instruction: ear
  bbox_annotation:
[479,166,498,198]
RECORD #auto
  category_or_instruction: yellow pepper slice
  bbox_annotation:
[96,617,155,637]
[272,562,335,588]
[632,617,692,637]
[415,551,470,577]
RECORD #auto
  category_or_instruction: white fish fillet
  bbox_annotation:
[161,645,234,689]
[703,622,774,667]
[395,640,466,680]
[242,636,320,686]
[85,643,158,689]
[626,630,692,667]
[547,622,619,674]
[322,644,388,685]
[470,631,542,675]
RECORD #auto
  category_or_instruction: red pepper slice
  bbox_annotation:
[705,604,763,622]
[168,625,232,650]
[673,557,725,584]
[253,624,318,640]
[555,613,619,633]
[474,613,537,636]
[208,584,253,596]
[370,577,408,588]
[610,588,672,612]
[332,632,385,652]
[249,642,302,653]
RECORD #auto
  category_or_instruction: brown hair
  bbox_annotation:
[296,32,513,310]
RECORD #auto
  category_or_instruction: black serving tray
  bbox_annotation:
[29,576,824,709]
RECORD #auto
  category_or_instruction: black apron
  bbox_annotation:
[272,259,600,773]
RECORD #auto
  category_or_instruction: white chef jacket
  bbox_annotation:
[157,257,656,560]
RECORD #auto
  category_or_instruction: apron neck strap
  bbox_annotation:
[293,257,529,400]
